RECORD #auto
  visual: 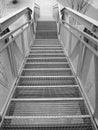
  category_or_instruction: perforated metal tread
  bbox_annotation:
[36,31,58,39]
[30,50,64,53]
[36,21,57,30]
[28,54,66,58]
[18,76,77,86]
[13,87,82,98]
[30,47,62,50]
[6,100,89,116]
[33,40,61,46]
[24,63,70,69]
[21,69,73,76]
[26,58,67,63]
[1,117,96,130]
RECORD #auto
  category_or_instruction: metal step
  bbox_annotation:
[30,47,63,50]
[13,86,82,98]
[30,50,64,53]
[21,69,73,76]
[17,76,77,86]
[26,58,68,63]
[34,39,60,46]
[24,63,70,69]
[28,54,66,58]
[31,44,62,49]
[32,45,62,47]
[36,21,57,30]
[5,100,89,116]
[1,117,95,130]
[35,31,58,39]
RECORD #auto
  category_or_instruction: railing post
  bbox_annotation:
[94,53,98,119]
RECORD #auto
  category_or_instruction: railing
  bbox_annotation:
[0,5,40,122]
[53,5,98,122]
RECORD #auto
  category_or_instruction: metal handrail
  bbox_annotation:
[0,7,32,32]
[0,20,33,54]
[60,19,98,56]
[64,7,98,29]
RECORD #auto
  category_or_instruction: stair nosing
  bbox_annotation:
[19,75,76,79]
[4,115,91,119]
[16,85,79,88]
[11,98,84,101]
[22,68,72,71]
[25,62,69,64]
[26,57,67,60]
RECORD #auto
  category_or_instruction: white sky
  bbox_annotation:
[91,0,98,8]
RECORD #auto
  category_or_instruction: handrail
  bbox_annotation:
[0,20,32,42]
[64,7,98,29]
[61,19,98,56]
[0,7,32,32]
[0,20,32,54]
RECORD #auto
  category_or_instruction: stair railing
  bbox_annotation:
[53,5,98,125]
[0,6,39,122]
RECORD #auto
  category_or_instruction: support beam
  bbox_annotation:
[94,55,98,119]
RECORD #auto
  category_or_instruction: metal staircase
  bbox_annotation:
[0,21,97,129]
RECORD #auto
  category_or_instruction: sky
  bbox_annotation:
[92,0,98,8]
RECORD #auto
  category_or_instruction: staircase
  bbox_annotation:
[0,21,97,129]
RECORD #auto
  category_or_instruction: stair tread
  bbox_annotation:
[6,100,89,116]
[13,86,82,98]
[1,117,95,130]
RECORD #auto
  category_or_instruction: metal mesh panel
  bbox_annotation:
[30,50,64,54]
[6,100,89,116]
[30,47,62,50]
[37,22,57,29]
[24,63,70,69]
[32,45,61,47]
[21,69,73,76]
[13,87,82,98]
[35,31,58,39]
[1,117,96,130]
[33,40,60,46]
[26,58,67,63]
[36,21,57,30]
[18,77,77,86]
[28,54,66,58]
